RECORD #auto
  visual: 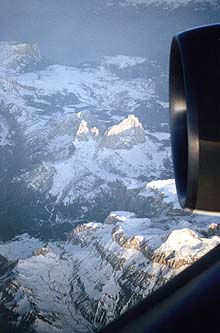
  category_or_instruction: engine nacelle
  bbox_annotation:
[169,24,220,213]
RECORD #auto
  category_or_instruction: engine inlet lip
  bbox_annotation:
[169,34,199,210]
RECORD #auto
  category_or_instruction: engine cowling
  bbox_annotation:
[169,24,220,213]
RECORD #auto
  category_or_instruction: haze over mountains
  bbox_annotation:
[0,1,219,332]
[0,0,219,66]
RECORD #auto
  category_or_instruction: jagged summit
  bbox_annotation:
[107,115,144,134]
[0,41,42,74]
[102,114,146,149]
[76,120,90,141]
[75,120,99,141]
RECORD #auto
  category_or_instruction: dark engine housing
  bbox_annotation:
[169,24,220,213]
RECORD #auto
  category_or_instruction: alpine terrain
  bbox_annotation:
[0,1,219,332]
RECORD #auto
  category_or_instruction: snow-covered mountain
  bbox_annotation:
[0,196,219,332]
[16,113,169,209]
[0,9,219,330]
[0,41,171,233]
[102,115,146,149]
[0,41,43,75]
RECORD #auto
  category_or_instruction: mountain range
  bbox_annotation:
[0,1,220,331]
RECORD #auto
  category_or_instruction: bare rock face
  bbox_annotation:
[0,254,16,275]
[75,120,99,141]
[102,115,146,149]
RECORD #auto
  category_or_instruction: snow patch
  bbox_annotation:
[140,179,180,209]
[123,0,217,9]
[0,234,44,261]
[102,55,146,69]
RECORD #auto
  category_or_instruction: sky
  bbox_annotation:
[0,0,219,66]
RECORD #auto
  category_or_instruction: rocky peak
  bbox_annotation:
[107,114,143,134]
[75,120,99,141]
[0,41,42,74]
[102,114,146,149]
